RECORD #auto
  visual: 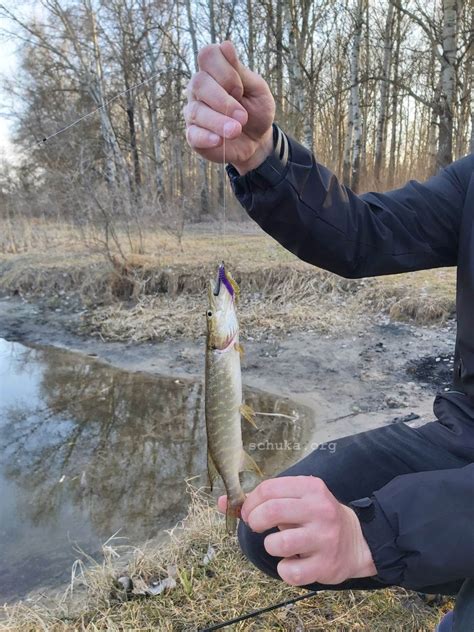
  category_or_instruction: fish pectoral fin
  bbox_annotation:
[240,449,263,477]
[240,403,257,428]
[234,342,244,357]
[207,451,219,491]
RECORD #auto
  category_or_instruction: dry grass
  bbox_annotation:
[0,220,457,342]
[83,269,361,342]
[1,489,451,632]
[83,267,456,343]
[360,268,456,325]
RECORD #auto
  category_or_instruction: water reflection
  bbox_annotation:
[0,339,313,601]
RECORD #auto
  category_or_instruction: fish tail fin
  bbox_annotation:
[225,506,239,534]
[225,490,245,534]
[240,449,263,477]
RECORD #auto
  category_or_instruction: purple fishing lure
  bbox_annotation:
[216,262,234,298]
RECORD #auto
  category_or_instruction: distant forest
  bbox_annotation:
[0,0,472,227]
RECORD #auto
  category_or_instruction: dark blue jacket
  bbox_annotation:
[227,127,474,591]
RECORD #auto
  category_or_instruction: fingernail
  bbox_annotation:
[232,109,247,125]
[209,133,220,145]
[223,121,238,138]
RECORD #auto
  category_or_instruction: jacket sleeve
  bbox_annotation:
[352,464,474,589]
[227,129,468,278]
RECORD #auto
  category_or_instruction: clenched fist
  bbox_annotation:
[184,41,275,174]
[218,476,377,586]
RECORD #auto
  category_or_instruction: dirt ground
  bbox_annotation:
[0,293,457,446]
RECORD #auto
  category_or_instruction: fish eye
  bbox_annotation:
[207,310,213,318]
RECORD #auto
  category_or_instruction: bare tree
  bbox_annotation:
[343,0,364,192]
[374,0,394,183]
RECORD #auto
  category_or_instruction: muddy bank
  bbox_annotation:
[0,296,457,443]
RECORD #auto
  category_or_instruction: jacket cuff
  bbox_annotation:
[350,497,406,585]
[226,124,290,194]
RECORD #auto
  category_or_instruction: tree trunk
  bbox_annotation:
[333,54,343,175]
[429,83,441,174]
[456,32,472,158]
[359,0,370,184]
[304,46,315,149]
[185,0,210,214]
[388,5,401,188]
[287,4,303,133]
[342,47,353,187]
[349,0,364,193]
[437,0,458,168]
[286,0,312,143]
[247,0,254,70]
[209,0,216,43]
[125,93,141,191]
[89,5,128,189]
[185,0,199,66]
[374,0,394,183]
[275,0,283,120]
[145,74,164,196]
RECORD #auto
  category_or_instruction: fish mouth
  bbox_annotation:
[217,330,238,352]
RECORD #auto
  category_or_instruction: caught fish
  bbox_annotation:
[205,262,262,532]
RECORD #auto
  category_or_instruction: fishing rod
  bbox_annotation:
[198,589,321,631]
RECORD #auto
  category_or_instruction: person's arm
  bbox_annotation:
[353,463,474,589]
[227,127,470,278]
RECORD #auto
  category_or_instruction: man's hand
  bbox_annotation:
[184,41,275,174]
[218,476,377,586]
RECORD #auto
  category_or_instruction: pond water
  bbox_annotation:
[0,338,314,602]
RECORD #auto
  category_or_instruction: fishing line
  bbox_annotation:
[198,589,321,631]
[29,71,162,150]
[223,132,226,250]
[221,103,229,254]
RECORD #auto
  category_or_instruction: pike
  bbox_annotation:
[205,262,262,533]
